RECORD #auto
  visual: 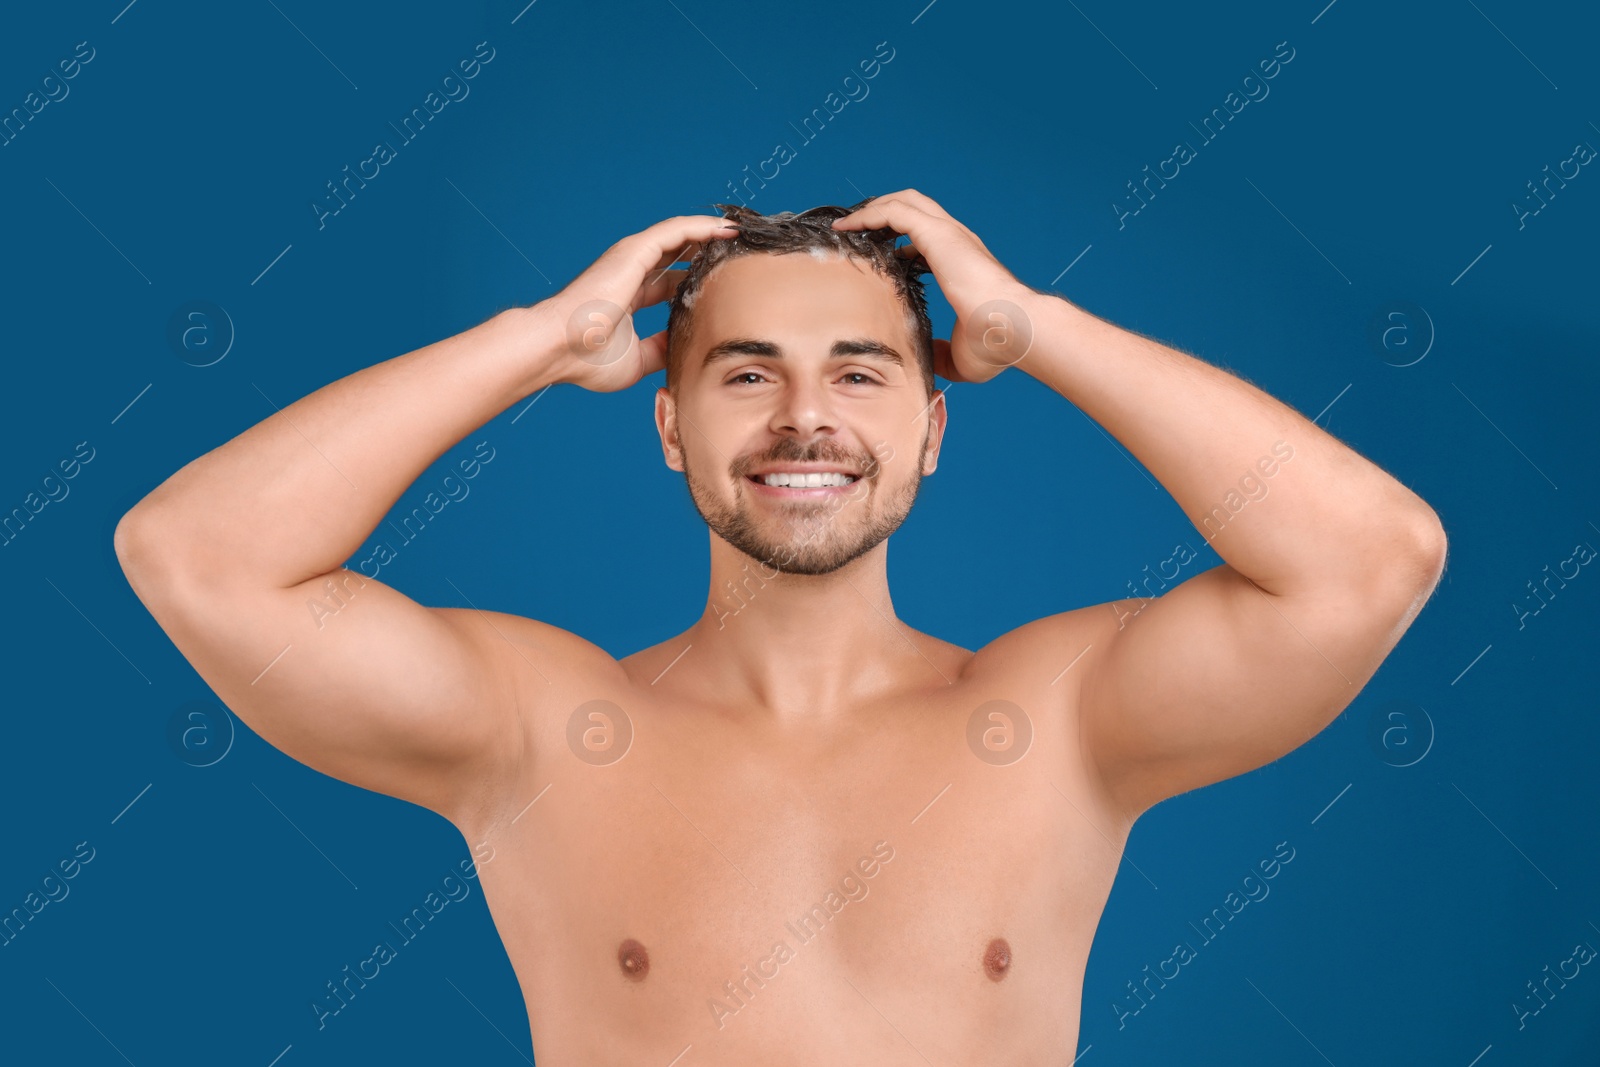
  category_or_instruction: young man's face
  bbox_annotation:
[656,251,946,576]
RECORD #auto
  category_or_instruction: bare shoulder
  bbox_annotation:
[958,598,1143,816]
[960,599,1126,689]
[907,625,978,685]
[616,631,697,687]
[428,605,632,832]
[436,605,630,682]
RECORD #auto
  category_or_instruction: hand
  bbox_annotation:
[533,215,740,392]
[832,189,1034,384]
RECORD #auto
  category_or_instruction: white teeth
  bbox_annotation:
[760,471,856,487]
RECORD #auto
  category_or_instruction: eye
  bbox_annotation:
[724,370,881,387]
[839,372,879,386]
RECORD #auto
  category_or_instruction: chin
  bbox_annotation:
[762,544,876,577]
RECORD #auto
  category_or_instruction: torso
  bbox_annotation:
[455,606,1129,1066]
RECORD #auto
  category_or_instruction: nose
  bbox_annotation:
[769,373,839,439]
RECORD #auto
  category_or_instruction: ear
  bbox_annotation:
[655,386,685,472]
[920,387,948,475]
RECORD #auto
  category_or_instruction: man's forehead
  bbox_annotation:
[687,252,914,352]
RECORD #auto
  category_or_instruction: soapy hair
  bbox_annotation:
[664,197,935,395]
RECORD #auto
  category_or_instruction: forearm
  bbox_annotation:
[121,305,561,589]
[1020,292,1444,596]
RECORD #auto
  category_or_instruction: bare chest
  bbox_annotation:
[469,681,1122,1064]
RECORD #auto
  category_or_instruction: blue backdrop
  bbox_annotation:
[2,0,1596,1063]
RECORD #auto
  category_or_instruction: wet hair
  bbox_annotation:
[664,197,935,396]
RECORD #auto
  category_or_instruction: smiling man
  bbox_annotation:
[115,190,1447,1064]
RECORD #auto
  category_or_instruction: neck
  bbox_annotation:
[683,533,907,720]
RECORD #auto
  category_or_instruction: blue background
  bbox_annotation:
[2,0,1597,1063]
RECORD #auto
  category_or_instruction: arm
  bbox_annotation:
[114,215,739,828]
[1023,295,1446,818]
[832,190,1448,821]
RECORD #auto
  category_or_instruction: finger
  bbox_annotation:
[650,237,708,272]
[614,218,736,300]
[637,328,670,378]
[834,190,937,224]
[875,188,950,219]
[831,200,945,251]
[930,337,960,383]
[643,245,695,292]
[832,196,919,231]
[836,201,960,295]
[632,268,687,312]
[632,216,739,272]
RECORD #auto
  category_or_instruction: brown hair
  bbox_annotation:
[664,197,935,395]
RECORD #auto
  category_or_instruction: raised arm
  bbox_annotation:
[114,215,740,828]
[1024,294,1446,819]
[833,190,1448,822]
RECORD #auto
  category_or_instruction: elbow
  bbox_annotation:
[114,506,207,613]
[112,507,143,566]
[114,504,186,590]
[1379,507,1448,607]
[1406,508,1449,587]
[1340,508,1448,635]
[114,506,163,590]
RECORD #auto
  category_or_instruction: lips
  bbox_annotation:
[744,474,857,494]
[744,468,860,480]
[743,455,880,479]
[741,470,874,501]
[740,453,878,496]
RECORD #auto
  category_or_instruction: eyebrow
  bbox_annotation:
[700,337,906,371]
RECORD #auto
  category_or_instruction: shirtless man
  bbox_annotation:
[114,189,1447,1064]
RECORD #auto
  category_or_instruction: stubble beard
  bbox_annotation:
[682,432,928,577]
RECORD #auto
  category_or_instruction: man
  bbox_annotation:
[115,189,1447,1064]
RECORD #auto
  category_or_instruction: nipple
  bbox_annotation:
[618,938,650,981]
[983,937,1011,982]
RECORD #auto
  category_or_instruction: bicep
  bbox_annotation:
[130,561,528,823]
[1079,562,1431,819]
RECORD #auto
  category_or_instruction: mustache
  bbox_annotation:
[732,445,884,479]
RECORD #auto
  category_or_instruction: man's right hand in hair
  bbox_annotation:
[534,215,740,393]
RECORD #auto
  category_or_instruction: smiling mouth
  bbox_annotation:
[747,471,859,489]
